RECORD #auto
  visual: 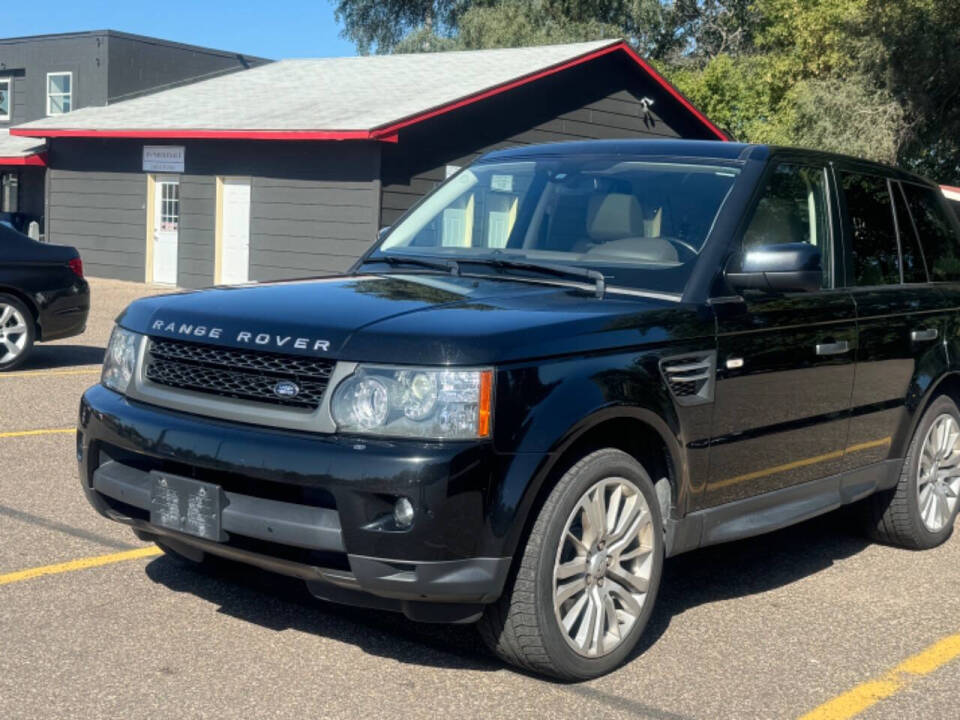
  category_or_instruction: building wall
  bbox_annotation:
[0,34,106,127]
[380,52,707,227]
[106,33,268,103]
[46,168,146,281]
[250,176,380,281]
[45,138,380,285]
[178,175,216,288]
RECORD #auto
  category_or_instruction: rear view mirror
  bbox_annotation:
[725,242,822,294]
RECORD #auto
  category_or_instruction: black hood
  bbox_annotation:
[118,274,709,365]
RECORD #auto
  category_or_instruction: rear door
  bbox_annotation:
[705,160,857,508]
[837,169,952,471]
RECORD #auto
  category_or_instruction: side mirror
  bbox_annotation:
[725,242,822,294]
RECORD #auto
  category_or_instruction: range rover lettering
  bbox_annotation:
[78,140,960,680]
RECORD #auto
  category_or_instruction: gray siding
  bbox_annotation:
[250,178,379,281]
[178,175,215,289]
[47,169,146,281]
[106,34,267,103]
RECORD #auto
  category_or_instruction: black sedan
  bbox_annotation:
[0,224,90,371]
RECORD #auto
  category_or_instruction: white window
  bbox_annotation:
[46,72,72,115]
[0,77,11,121]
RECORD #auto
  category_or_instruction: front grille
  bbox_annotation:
[145,337,335,409]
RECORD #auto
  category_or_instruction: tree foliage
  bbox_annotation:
[333,0,960,182]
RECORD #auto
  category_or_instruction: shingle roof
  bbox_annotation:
[10,40,725,141]
[0,129,45,160]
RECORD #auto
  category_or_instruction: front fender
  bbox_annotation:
[489,346,713,559]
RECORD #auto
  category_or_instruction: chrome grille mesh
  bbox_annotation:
[145,337,335,409]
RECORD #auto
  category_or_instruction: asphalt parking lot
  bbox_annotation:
[1,277,958,720]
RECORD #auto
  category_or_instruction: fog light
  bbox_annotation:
[393,497,415,529]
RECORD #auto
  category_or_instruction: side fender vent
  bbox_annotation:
[660,351,717,406]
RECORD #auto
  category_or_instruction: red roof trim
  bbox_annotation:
[370,41,728,142]
[0,152,47,166]
[10,41,727,144]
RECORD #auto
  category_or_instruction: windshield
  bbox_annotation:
[372,155,741,294]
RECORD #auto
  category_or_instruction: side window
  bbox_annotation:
[742,163,832,287]
[902,183,960,281]
[891,181,928,283]
[840,172,900,286]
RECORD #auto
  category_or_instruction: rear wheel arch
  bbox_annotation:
[897,372,960,456]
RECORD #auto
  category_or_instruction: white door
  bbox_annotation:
[152,176,179,284]
[221,178,251,284]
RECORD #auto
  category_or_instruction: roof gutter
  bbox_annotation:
[10,41,727,144]
[0,153,47,166]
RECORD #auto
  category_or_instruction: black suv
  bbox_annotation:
[78,140,960,680]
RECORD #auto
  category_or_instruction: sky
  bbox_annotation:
[7,1,357,59]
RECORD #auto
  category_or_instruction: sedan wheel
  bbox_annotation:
[0,296,34,371]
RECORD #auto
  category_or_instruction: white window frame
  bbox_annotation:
[0,77,11,122]
[46,71,73,116]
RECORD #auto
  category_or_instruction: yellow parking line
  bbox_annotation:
[0,427,74,439]
[0,546,162,586]
[798,633,960,720]
[0,368,99,378]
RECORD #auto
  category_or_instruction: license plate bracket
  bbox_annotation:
[149,471,225,541]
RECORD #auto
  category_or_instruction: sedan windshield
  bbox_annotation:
[372,155,742,295]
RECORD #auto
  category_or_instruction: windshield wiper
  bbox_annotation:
[365,255,460,276]
[465,254,606,298]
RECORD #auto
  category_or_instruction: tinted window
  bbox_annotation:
[743,163,832,286]
[902,183,960,281]
[892,182,928,283]
[841,172,900,286]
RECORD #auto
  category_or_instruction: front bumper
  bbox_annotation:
[78,384,512,622]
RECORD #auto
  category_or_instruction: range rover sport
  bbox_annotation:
[79,140,960,680]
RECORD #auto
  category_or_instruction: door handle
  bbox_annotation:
[816,340,850,356]
[911,328,938,342]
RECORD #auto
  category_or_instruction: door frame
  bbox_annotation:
[214,175,252,285]
[145,173,181,284]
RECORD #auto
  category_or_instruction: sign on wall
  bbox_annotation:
[143,146,185,173]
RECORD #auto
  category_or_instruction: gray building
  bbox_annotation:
[12,39,728,287]
[0,30,266,233]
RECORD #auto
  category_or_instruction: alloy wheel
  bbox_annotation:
[917,413,960,533]
[0,303,28,364]
[552,477,655,658]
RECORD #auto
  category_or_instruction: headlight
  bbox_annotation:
[101,326,142,394]
[331,366,493,439]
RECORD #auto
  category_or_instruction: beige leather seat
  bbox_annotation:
[583,193,678,262]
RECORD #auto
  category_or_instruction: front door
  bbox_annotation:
[220,178,251,284]
[152,175,179,285]
[703,161,857,508]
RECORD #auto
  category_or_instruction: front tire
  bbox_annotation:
[864,395,960,549]
[0,294,35,372]
[479,448,664,680]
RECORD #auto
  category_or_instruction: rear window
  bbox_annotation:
[902,183,960,281]
[840,172,900,286]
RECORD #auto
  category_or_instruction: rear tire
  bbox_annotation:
[479,448,664,680]
[864,395,960,549]
[0,294,35,372]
